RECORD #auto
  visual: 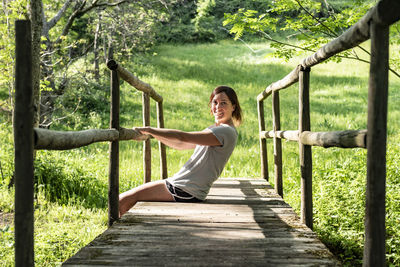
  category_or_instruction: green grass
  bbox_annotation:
[1,39,400,266]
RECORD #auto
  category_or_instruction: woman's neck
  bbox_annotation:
[215,118,234,127]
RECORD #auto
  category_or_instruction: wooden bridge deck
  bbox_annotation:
[63,178,340,266]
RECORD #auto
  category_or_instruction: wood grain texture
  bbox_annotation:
[299,68,313,230]
[14,20,34,267]
[142,92,151,183]
[272,91,283,197]
[156,101,168,179]
[107,59,163,103]
[257,100,268,181]
[108,68,120,226]
[63,178,340,266]
[34,128,150,150]
[363,20,389,267]
[260,130,367,149]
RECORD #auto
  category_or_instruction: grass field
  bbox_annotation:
[1,40,399,266]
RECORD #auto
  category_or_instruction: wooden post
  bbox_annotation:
[272,91,283,197]
[143,92,151,183]
[299,66,313,229]
[108,53,120,226]
[363,21,389,267]
[157,101,168,179]
[14,20,34,267]
[257,100,268,181]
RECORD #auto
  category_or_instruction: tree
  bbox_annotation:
[223,0,400,78]
[30,0,43,128]
[43,0,169,129]
[0,0,164,129]
[34,0,133,127]
[0,0,28,119]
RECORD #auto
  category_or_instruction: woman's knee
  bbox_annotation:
[135,180,173,202]
[120,180,171,202]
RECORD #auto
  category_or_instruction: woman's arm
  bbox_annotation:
[134,127,221,150]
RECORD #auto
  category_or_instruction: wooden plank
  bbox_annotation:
[14,20,34,267]
[63,178,339,266]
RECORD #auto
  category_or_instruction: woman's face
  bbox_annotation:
[211,92,235,125]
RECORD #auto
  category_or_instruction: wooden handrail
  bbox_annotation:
[107,59,168,181]
[257,66,300,102]
[107,59,163,103]
[257,0,400,102]
[260,129,367,149]
[256,0,399,265]
[34,128,150,150]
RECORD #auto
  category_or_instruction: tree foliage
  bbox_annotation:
[2,0,399,127]
[223,0,400,77]
[0,0,28,116]
[224,0,371,60]
[31,0,169,127]
[156,0,271,43]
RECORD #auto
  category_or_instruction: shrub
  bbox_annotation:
[34,150,108,209]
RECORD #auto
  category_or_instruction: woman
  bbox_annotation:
[119,85,242,216]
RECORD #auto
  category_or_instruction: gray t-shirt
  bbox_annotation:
[167,124,238,200]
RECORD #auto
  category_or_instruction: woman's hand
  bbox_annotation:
[131,127,220,150]
[133,126,151,135]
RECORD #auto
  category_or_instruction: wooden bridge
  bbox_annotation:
[63,178,339,266]
[12,1,400,266]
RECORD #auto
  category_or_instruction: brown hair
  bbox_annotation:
[209,85,243,126]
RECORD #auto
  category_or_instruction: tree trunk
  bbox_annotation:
[30,0,43,128]
[94,12,102,83]
[39,39,57,128]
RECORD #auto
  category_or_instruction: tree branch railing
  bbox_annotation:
[106,59,168,183]
[13,20,167,266]
[256,0,399,266]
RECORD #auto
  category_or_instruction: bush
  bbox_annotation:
[155,0,198,43]
[50,76,110,131]
[34,150,108,209]
[156,0,272,43]
[0,122,14,189]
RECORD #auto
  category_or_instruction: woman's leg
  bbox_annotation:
[119,180,174,217]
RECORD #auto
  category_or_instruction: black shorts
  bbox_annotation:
[165,181,203,203]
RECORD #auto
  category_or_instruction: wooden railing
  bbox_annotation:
[13,20,167,267]
[106,59,168,182]
[256,0,399,266]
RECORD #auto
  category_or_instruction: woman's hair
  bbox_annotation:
[209,85,243,126]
